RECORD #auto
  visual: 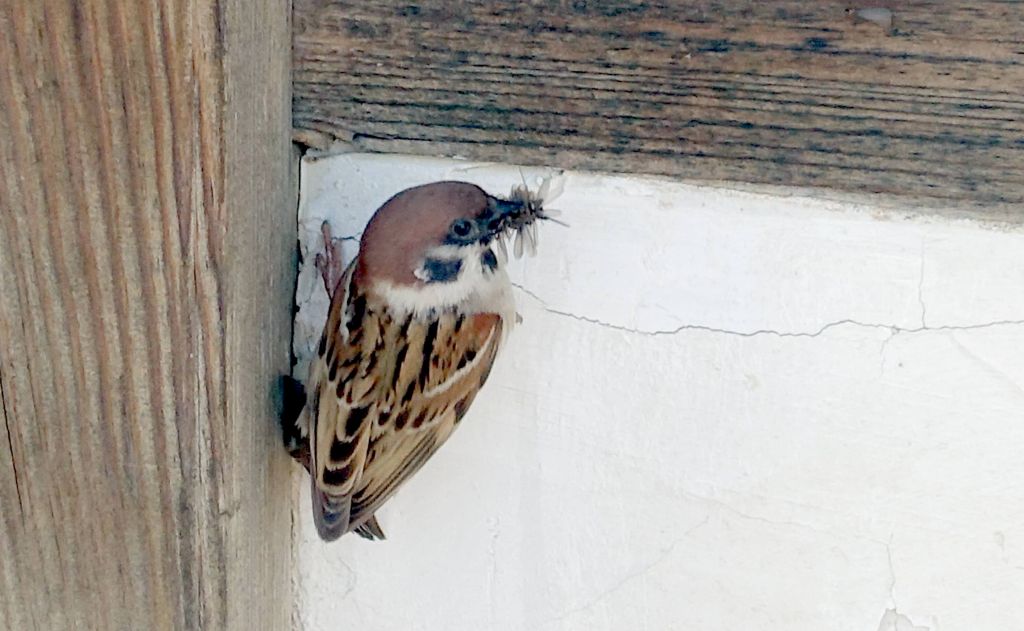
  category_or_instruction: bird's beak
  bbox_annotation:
[477,192,541,242]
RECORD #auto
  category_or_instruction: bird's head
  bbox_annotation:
[355,181,548,315]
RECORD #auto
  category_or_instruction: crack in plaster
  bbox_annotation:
[876,537,931,631]
[506,274,974,631]
[878,328,899,376]
[946,334,1024,399]
[886,537,898,611]
[663,488,943,631]
[512,283,1024,340]
[540,514,711,628]
[334,558,358,601]
[675,489,889,547]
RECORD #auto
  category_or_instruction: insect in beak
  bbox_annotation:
[478,185,564,258]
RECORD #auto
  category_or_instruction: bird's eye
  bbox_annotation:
[450,219,475,239]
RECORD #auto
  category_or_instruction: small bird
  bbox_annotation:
[282,180,551,541]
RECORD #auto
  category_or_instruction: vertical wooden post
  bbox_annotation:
[0,1,294,629]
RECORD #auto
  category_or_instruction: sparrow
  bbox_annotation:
[282,180,551,541]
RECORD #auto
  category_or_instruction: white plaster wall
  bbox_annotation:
[292,153,1024,631]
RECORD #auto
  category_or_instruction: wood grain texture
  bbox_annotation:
[0,1,294,629]
[293,0,1024,220]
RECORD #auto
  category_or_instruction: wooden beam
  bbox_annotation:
[0,1,294,629]
[293,0,1024,220]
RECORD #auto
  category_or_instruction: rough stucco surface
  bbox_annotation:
[293,153,1024,631]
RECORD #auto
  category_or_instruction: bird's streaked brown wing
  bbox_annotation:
[307,263,375,538]
[308,266,504,540]
[348,311,502,529]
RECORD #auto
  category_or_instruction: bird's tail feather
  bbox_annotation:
[312,477,351,542]
[353,515,387,540]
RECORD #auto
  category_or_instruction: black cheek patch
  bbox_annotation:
[423,257,462,283]
[481,248,498,272]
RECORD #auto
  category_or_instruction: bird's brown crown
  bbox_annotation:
[356,181,490,286]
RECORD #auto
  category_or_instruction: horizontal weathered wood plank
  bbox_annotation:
[293,0,1024,219]
[0,1,293,629]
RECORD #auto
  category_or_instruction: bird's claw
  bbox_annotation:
[315,221,345,297]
